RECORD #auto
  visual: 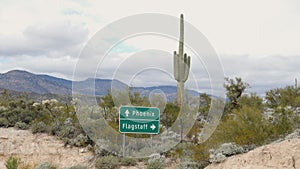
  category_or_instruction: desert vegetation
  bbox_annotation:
[1,77,300,168]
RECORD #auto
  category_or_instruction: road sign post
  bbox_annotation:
[119,106,160,134]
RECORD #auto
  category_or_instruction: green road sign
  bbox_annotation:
[119,106,160,134]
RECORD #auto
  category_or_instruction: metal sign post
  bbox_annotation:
[122,133,126,158]
[119,106,160,157]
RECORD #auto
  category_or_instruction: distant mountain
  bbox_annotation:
[0,70,200,101]
[73,78,127,96]
[131,86,178,102]
[0,70,120,96]
[0,70,71,95]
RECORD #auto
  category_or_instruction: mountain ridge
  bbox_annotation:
[0,70,200,101]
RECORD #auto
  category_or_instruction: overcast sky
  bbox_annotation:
[0,0,299,95]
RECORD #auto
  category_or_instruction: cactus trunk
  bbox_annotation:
[177,82,184,107]
[173,14,191,106]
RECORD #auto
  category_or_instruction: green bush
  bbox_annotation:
[34,162,57,169]
[1,110,18,127]
[48,121,61,136]
[215,105,270,145]
[120,157,137,166]
[146,160,164,169]
[266,86,300,108]
[31,121,48,133]
[95,155,119,169]
[0,117,9,127]
[161,103,180,128]
[271,107,298,138]
[5,156,20,169]
[14,121,29,130]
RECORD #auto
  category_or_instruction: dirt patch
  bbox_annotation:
[0,127,94,168]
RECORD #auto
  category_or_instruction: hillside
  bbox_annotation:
[0,70,71,95]
[205,138,300,169]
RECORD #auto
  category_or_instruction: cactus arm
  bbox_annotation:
[174,51,179,81]
[184,53,187,63]
[183,55,190,82]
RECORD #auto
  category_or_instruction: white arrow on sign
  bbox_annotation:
[124,109,130,117]
[150,124,156,130]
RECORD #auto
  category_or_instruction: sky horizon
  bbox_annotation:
[0,0,299,95]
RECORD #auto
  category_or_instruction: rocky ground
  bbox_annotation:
[0,127,94,168]
[205,138,300,169]
[3,127,300,169]
[0,128,177,169]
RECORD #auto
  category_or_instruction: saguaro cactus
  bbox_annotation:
[173,14,191,106]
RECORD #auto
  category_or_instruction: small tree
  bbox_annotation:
[130,92,150,106]
[199,93,211,117]
[224,77,249,111]
[161,102,179,128]
[100,91,115,119]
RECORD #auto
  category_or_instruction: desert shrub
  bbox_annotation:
[0,99,37,126]
[199,93,211,118]
[70,134,89,147]
[95,155,119,169]
[190,143,210,167]
[18,109,36,124]
[192,105,269,165]
[238,93,264,110]
[57,123,87,147]
[5,156,20,169]
[177,161,199,169]
[266,86,300,108]
[271,107,298,138]
[34,162,57,169]
[161,103,180,128]
[212,105,271,145]
[49,120,61,135]
[120,157,137,166]
[31,121,48,133]
[192,91,300,167]
[94,145,111,157]
[0,117,9,127]
[169,142,194,159]
[2,110,19,126]
[209,142,246,163]
[93,138,119,157]
[58,125,81,139]
[14,121,29,130]
[146,160,164,169]
[63,165,87,169]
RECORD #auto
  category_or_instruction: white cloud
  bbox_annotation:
[0,0,299,95]
[0,21,88,57]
